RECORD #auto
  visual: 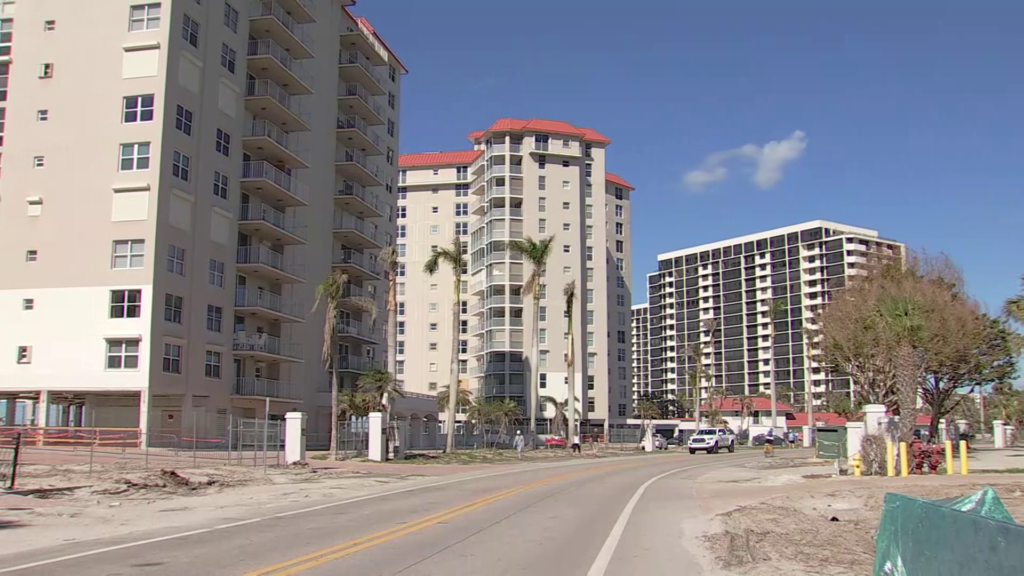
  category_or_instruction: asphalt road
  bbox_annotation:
[0,451,758,575]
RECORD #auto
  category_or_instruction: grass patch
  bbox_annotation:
[974,468,1024,474]
[396,451,519,465]
[309,454,329,461]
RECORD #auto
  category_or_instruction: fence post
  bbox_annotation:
[227,414,233,466]
[263,398,270,473]
[192,416,197,468]
[7,432,21,490]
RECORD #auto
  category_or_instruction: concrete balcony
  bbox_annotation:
[240,160,309,207]
[528,140,582,157]
[235,288,304,323]
[334,179,384,219]
[336,114,385,156]
[233,377,301,401]
[337,318,382,344]
[337,82,385,126]
[274,0,316,24]
[236,245,305,284]
[248,0,314,59]
[232,333,303,363]
[243,119,308,169]
[332,213,383,250]
[238,202,307,245]
[336,354,383,373]
[332,249,382,281]
[339,19,388,66]
[245,79,310,132]
[247,38,312,95]
[338,50,386,95]
[335,147,385,187]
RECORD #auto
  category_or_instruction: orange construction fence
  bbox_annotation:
[0,426,142,448]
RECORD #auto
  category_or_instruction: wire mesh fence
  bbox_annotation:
[0,432,21,489]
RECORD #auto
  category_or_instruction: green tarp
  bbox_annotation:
[874,487,1024,575]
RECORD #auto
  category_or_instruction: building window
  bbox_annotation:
[39,63,55,78]
[563,266,571,275]
[616,257,624,271]
[387,118,395,137]
[460,320,468,334]
[396,361,405,375]
[119,142,151,171]
[206,305,223,332]
[562,201,571,210]
[562,223,571,232]
[588,353,596,369]
[586,268,594,282]
[16,346,32,365]
[431,206,439,214]
[615,205,624,218]
[562,160,570,168]
[587,332,595,347]
[586,247,593,262]
[538,285,547,299]
[429,302,438,313]
[223,2,238,32]
[430,225,440,235]
[455,184,469,197]
[538,219,546,233]
[538,154,546,169]
[397,321,405,335]
[538,329,547,345]
[429,323,438,332]
[107,340,140,370]
[585,204,593,219]
[396,244,406,258]
[539,306,547,322]
[538,175,546,190]
[587,289,594,304]
[586,310,594,325]
[112,240,145,269]
[163,343,182,374]
[167,245,185,275]
[588,376,595,391]
[182,14,199,48]
[585,163,592,177]
[616,294,625,307]
[205,350,222,379]
[208,259,224,287]
[397,225,406,238]
[588,398,596,412]
[617,330,626,344]
[386,148,394,165]
[618,404,627,417]
[387,91,395,109]
[33,156,45,168]
[563,245,571,254]
[215,129,231,157]
[397,263,406,277]
[397,302,405,316]
[220,43,236,73]
[396,206,406,219]
[26,250,38,263]
[585,183,593,197]
[172,150,191,181]
[615,187,624,200]
[616,222,623,236]
[110,289,143,318]
[213,171,229,200]
[396,341,405,355]
[455,203,468,217]
[616,276,626,289]
[389,65,396,82]
[164,294,183,324]
[539,353,548,370]
[175,104,193,135]
[538,197,546,212]
[22,299,34,311]
[428,362,438,372]
[37,109,49,122]
[616,240,624,253]
[585,143,592,158]
[129,3,161,32]
[617,348,626,362]
[123,95,155,123]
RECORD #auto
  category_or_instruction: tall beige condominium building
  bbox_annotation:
[643,220,904,408]
[396,119,635,433]
[631,303,650,401]
[0,0,405,444]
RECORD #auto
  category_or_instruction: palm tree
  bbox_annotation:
[467,398,495,448]
[337,389,373,421]
[634,398,661,447]
[379,245,400,392]
[312,270,377,460]
[424,236,466,453]
[1005,276,1024,326]
[492,398,522,448]
[357,369,405,413]
[540,394,579,438]
[563,280,578,447]
[876,295,926,441]
[686,342,705,427]
[507,235,555,437]
[437,384,472,415]
[765,298,788,432]
[738,395,756,434]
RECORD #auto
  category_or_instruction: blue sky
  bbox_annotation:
[357,0,1023,315]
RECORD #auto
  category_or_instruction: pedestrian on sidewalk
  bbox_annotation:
[572,433,581,455]
[513,430,525,459]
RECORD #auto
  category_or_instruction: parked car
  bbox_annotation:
[666,433,686,446]
[688,427,736,454]
[653,434,668,450]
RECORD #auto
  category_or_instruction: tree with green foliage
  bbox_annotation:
[437,384,472,415]
[541,395,579,438]
[424,237,466,453]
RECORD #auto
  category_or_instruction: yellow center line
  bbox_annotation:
[245,462,635,576]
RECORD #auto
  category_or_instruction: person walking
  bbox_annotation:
[513,430,526,460]
[571,433,581,455]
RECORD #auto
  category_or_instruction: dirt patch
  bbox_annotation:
[702,482,1024,575]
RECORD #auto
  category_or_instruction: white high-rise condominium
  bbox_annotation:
[396,119,635,434]
[0,0,406,444]
[631,303,650,402]
[641,220,904,408]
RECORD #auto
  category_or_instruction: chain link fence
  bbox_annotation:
[0,432,21,489]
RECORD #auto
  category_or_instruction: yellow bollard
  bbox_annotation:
[945,440,954,475]
[886,441,895,477]
[852,453,862,477]
[899,442,909,477]
[959,440,969,475]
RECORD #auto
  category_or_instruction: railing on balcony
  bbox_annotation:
[238,202,307,240]
[249,0,314,52]
[338,50,387,87]
[489,144,507,155]
[338,82,386,120]
[491,208,523,219]
[241,160,309,203]
[245,79,308,121]
[335,179,383,213]
[245,119,300,154]
[337,318,382,341]
[232,333,303,359]
[337,115,384,151]
[510,143,522,153]
[236,245,303,279]
[333,213,383,244]
[336,148,383,182]
[336,354,382,372]
[233,377,299,400]
[333,249,383,276]
[247,39,313,87]
[235,288,303,319]
[487,166,507,177]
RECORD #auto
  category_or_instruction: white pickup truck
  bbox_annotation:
[687,427,736,454]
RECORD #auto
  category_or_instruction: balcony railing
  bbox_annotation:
[238,202,307,240]
[235,288,303,319]
[245,79,308,122]
[338,83,386,119]
[336,355,382,372]
[487,166,507,177]
[335,179,383,213]
[337,115,384,151]
[509,165,523,175]
[245,119,299,155]
[232,333,303,360]
[233,377,300,400]
[338,50,386,87]
[241,161,309,204]
[510,143,522,153]
[333,213,383,245]
[333,249,383,276]
[236,245,303,279]
[336,148,383,182]
[337,318,382,341]
[489,144,507,155]
[249,0,314,52]
[247,38,312,86]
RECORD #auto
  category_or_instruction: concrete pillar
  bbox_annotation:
[3,398,16,426]
[939,418,947,442]
[367,412,386,462]
[642,423,655,452]
[863,404,887,436]
[284,412,307,464]
[37,391,50,427]
[846,422,865,458]
[394,419,408,460]
[993,420,1006,449]
[802,425,813,448]
[138,390,151,442]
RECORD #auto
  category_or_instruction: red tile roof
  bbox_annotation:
[606,172,634,189]
[701,397,793,412]
[467,118,611,144]
[398,150,482,168]
[787,412,935,427]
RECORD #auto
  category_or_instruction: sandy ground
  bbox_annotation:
[682,457,1024,575]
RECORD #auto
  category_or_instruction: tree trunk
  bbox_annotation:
[770,325,778,431]
[445,276,461,453]
[529,293,540,438]
[329,362,339,460]
[894,343,920,442]
[693,380,701,430]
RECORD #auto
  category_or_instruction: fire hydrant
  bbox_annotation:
[851,453,863,477]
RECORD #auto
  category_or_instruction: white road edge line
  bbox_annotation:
[0,453,670,574]
[586,457,757,576]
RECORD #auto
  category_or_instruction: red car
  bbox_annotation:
[543,436,567,448]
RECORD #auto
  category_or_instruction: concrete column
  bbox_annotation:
[993,420,1006,449]
[863,404,887,436]
[3,398,16,426]
[939,418,947,442]
[367,412,386,462]
[802,425,813,448]
[846,422,865,458]
[394,419,408,460]
[284,412,307,464]
[642,423,655,452]
[37,391,50,427]
[138,390,151,442]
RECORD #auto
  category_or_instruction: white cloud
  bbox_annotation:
[683,131,808,191]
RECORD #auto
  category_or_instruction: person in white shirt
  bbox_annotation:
[571,433,581,455]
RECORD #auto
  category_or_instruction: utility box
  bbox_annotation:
[816,426,848,460]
